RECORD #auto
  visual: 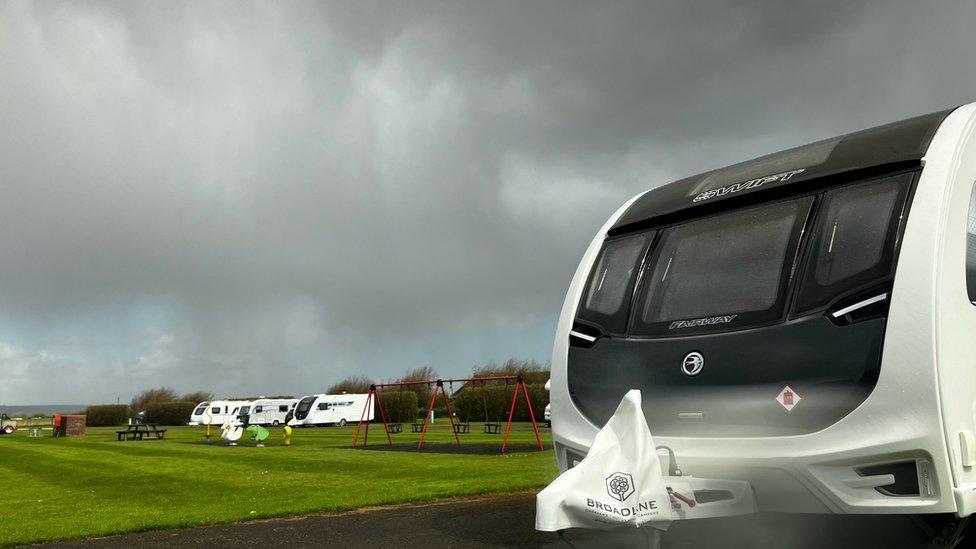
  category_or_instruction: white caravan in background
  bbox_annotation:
[288,394,372,427]
[544,379,552,428]
[240,398,297,426]
[189,400,248,426]
[551,104,976,542]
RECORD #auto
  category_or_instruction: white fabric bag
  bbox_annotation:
[536,389,676,532]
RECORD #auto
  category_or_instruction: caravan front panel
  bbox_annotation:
[552,104,976,517]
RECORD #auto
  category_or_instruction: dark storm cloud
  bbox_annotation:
[2,0,976,402]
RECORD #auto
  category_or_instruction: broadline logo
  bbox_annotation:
[606,472,635,502]
[585,496,660,518]
[692,168,805,203]
[580,471,664,522]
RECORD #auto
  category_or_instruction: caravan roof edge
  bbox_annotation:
[610,107,956,234]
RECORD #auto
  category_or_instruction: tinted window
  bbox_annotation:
[968,183,976,303]
[795,175,910,313]
[239,406,250,415]
[577,233,652,333]
[317,403,329,410]
[296,397,314,414]
[279,405,288,412]
[193,404,207,415]
[633,198,809,335]
[211,407,220,414]
[254,406,263,413]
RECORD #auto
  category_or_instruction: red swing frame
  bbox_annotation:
[351,375,544,453]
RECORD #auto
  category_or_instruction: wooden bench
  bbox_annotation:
[452,423,470,434]
[388,423,403,434]
[484,423,501,434]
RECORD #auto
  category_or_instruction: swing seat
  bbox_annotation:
[452,423,470,434]
[388,423,403,433]
[484,422,501,434]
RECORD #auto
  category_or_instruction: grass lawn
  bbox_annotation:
[0,423,558,546]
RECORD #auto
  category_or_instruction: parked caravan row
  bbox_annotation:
[189,398,297,427]
[189,393,372,427]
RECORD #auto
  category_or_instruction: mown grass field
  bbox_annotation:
[0,423,557,546]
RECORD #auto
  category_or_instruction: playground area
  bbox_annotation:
[0,423,555,546]
[352,375,545,453]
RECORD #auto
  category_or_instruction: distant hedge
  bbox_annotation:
[144,401,198,425]
[376,390,418,423]
[84,404,131,426]
[453,383,548,423]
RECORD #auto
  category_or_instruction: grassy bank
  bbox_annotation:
[0,423,557,546]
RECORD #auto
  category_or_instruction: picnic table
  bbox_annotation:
[116,423,167,441]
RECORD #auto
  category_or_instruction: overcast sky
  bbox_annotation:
[2,1,976,404]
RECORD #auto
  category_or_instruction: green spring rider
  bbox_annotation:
[245,425,270,447]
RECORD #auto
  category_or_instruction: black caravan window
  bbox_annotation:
[632,198,811,336]
[295,397,315,418]
[193,404,207,415]
[577,232,653,334]
[968,182,976,304]
[794,174,912,314]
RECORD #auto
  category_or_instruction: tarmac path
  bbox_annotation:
[28,491,942,548]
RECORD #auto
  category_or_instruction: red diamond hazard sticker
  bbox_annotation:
[776,385,801,413]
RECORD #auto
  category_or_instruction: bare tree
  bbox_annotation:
[398,365,437,409]
[130,387,179,413]
[471,359,550,384]
[180,390,214,404]
[327,375,374,394]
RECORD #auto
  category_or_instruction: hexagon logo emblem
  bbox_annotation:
[605,471,635,502]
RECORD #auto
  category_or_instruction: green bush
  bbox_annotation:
[375,390,418,423]
[84,404,131,426]
[453,383,548,423]
[144,401,198,425]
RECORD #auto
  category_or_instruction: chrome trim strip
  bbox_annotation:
[569,330,597,342]
[831,293,888,318]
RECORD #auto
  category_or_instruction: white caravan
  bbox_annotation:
[241,398,297,426]
[188,400,249,426]
[552,104,976,540]
[544,379,552,428]
[288,394,372,427]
